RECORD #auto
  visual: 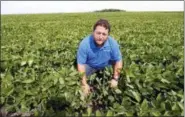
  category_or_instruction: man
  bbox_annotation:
[77,19,123,96]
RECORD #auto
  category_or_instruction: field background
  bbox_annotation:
[1,12,184,116]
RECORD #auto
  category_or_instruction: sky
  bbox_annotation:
[1,1,184,14]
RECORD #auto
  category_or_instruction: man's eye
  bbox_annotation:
[102,33,107,36]
[96,32,101,35]
[96,32,107,36]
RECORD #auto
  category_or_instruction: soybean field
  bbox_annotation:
[1,12,184,116]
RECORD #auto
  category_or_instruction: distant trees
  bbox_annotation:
[94,9,126,12]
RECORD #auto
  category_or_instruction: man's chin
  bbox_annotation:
[96,42,104,46]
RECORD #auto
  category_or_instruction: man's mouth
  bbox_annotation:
[97,40,103,42]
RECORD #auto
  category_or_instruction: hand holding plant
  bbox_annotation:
[82,83,91,96]
[110,79,118,88]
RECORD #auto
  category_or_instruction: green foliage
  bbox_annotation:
[1,12,184,116]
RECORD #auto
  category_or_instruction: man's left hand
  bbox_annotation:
[110,79,118,88]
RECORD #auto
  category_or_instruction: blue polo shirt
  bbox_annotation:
[77,34,122,69]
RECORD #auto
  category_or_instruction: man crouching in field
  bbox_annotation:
[77,19,123,96]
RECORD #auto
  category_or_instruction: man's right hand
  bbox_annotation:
[82,83,90,96]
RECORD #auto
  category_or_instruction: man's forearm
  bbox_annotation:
[81,75,87,85]
[77,64,87,85]
[113,60,123,79]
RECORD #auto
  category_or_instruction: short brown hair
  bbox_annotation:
[93,19,111,33]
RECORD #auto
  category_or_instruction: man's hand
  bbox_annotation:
[82,83,90,96]
[77,64,90,96]
[111,60,122,88]
[110,79,118,88]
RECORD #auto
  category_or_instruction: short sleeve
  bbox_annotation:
[77,42,87,64]
[111,41,122,62]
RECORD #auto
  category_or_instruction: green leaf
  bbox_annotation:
[163,111,171,116]
[115,89,122,94]
[125,68,135,80]
[161,78,170,84]
[25,90,35,95]
[103,88,108,96]
[176,92,183,99]
[6,88,14,96]
[69,71,78,76]
[33,109,39,116]
[82,113,88,116]
[21,61,27,66]
[177,102,183,110]
[135,79,142,89]
[106,110,113,116]
[156,93,162,102]
[64,92,69,99]
[113,103,120,109]
[68,81,76,86]
[59,77,65,85]
[87,107,92,116]
[80,95,85,101]
[20,100,28,112]
[181,110,184,116]
[28,59,33,66]
[116,112,125,116]
[53,77,58,85]
[171,90,176,95]
[108,96,114,102]
[95,110,102,116]
[165,100,172,110]
[150,110,161,116]
[1,97,5,104]
[22,79,35,84]
[126,83,134,89]
[125,111,133,116]
[172,102,179,111]
[130,90,141,102]
[160,103,166,111]
[141,99,148,110]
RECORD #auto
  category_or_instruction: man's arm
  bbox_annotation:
[77,64,87,85]
[77,40,88,85]
[113,60,123,80]
[111,40,123,80]
[110,60,123,88]
[77,64,90,95]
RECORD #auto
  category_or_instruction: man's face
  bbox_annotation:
[93,25,109,47]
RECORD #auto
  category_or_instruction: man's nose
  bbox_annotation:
[99,33,104,39]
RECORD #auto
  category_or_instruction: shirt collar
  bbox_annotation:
[90,35,110,49]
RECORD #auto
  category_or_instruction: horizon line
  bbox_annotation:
[1,10,184,15]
